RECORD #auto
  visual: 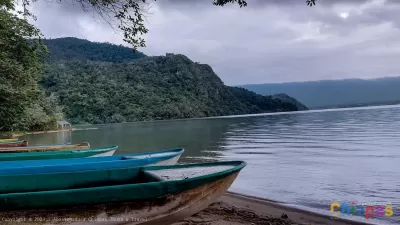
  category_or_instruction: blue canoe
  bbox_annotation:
[0,148,184,176]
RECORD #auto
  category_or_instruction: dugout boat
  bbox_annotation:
[0,161,246,225]
[0,140,27,147]
[0,146,116,162]
[0,148,184,177]
[0,142,90,153]
[0,138,18,143]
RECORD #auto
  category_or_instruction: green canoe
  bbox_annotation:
[0,161,246,225]
[0,138,18,142]
[0,146,117,161]
[0,142,90,153]
[0,139,25,144]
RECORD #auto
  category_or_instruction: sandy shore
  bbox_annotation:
[174,192,372,225]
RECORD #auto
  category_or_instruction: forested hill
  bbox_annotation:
[271,94,308,111]
[43,38,146,63]
[41,38,306,124]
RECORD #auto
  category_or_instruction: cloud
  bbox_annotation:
[30,0,400,85]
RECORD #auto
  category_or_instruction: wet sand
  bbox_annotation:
[174,192,372,225]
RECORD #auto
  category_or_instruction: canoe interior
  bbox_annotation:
[147,165,237,181]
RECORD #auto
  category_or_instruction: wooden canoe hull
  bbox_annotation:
[0,140,27,147]
[0,171,240,225]
[0,142,90,153]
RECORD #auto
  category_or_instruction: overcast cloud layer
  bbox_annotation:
[30,0,400,85]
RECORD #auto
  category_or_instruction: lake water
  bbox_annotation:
[23,105,400,224]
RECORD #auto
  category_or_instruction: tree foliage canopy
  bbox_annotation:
[43,37,146,63]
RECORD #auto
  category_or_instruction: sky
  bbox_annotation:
[30,0,400,85]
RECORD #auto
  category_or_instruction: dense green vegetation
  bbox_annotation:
[271,94,308,111]
[41,38,305,124]
[0,6,63,133]
[240,78,400,109]
[43,38,146,63]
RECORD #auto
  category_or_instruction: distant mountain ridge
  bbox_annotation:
[240,77,400,109]
[40,37,307,124]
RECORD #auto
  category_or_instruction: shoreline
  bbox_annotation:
[51,104,400,127]
[174,192,374,225]
[11,129,72,138]
[11,128,98,138]
[8,104,398,133]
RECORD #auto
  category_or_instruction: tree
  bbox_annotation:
[0,7,44,131]
[0,3,63,132]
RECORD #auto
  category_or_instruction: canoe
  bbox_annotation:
[0,161,246,225]
[0,140,27,147]
[0,139,25,144]
[0,146,117,162]
[0,138,17,142]
[0,148,184,176]
[0,142,90,153]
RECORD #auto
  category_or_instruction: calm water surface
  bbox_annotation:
[23,105,400,224]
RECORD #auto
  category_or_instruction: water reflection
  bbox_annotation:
[23,131,72,145]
